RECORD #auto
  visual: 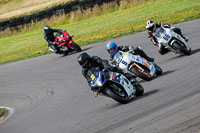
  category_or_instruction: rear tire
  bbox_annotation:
[71,42,81,52]
[106,88,129,104]
[130,66,152,81]
[173,42,191,55]
[134,84,144,97]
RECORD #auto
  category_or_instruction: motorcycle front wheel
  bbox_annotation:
[134,84,144,97]
[173,42,191,55]
[155,64,162,75]
[71,41,81,52]
[105,86,129,104]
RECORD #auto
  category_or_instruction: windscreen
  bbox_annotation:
[154,27,166,38]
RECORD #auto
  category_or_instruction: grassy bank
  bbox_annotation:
[0,0,200,64]
[0,108,9,123]
[0,0,72,21]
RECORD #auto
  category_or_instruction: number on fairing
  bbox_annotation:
[163,34,170,41]
[90,74,95,80]
[121,60,128,66]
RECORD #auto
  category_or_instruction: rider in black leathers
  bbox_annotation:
[77,52,136,89]
[43,25,67,54]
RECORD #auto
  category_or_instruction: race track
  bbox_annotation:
[0,19,200,133]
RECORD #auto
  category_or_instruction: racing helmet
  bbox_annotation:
[77,52,91,68]
[43,25,51,33]
[106,41,118,56]
[146,20,156,32]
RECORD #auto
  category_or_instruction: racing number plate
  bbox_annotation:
[163,34,170,41]
[90,74,95,80]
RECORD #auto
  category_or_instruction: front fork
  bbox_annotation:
[67,39,73,48]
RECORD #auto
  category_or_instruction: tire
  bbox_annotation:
[155,64,162,75]
[173,42,191,55]
[105,87,129,104]
[130,66,152,81]
[134,84,144,97]
[71,41,81,52]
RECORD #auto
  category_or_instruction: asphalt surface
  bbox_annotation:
[0,19,200,133]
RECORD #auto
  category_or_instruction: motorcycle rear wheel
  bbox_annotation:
[130,66,152,81]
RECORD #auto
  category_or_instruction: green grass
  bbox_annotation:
[0,0,72,21]
[0,108,8,122]
[0,0,200,64]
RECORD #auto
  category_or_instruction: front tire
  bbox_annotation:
[173,42,191,55]
[134,84,144,97]
[105,87,129,104]
[155,64,162,75]
[71,42,81,52]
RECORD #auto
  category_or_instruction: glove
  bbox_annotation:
[103,66,111,72]
[121,46,129,51]
[53,42,59,45]
[110,66,123,73]
[128,46,134,53]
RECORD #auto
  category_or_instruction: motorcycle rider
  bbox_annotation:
[106,41,154,62]
[77,52,137,89]
[43,25,68,54]
[145,20,189,55]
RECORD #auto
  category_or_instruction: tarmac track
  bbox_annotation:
[0,19,200,133]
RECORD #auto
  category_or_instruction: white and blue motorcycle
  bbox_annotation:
[154,27,191,55]
[112,51,162,81]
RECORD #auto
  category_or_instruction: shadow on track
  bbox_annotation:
[164,48,200,62]
[165,54,185,62]
[55,47,93,58]
[139,70,176,83]
[103,89,160,110]
[62,47,93,56]
[191,48,200,55]
[80,47,93,52]
[157,70,176,78]
[128,89,160,103]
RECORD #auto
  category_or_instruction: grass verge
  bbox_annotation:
[0,0,200,64]
[0,0,72,21]
[0,108,9,123]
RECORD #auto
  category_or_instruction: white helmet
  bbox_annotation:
[146,20,156,31]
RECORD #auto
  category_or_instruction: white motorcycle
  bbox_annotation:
[154,27,191,55]
[112,51,162,81]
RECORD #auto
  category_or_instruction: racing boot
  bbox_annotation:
[61,47,69,55]
[130,78,137,85]
[182,36,189,42]
[50,44,60,54]
[137,47,154,62]
[125,73,137,85]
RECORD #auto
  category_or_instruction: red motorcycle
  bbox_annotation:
[52,30,81,55]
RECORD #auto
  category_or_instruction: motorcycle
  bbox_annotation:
[112,51,162,81]
[154,27,191,55]
[88,67,144,104]
[50,30,81,55]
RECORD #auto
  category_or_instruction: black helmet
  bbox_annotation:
[77,52,91,68]
[43,25,51,33]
